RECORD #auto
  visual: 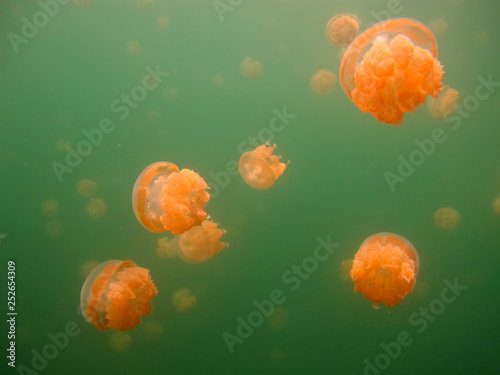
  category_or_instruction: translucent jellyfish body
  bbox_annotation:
[340,18,443,125]
[350,233,419,308]
[80,260,158,331]
[239,143,289,190]
[132,162,210,234]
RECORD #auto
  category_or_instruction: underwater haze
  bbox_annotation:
[1,0,500,374]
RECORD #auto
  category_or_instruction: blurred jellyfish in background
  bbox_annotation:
[428,86,459,120]
[240,57,263,80]
[271,348,288,365]
[126,41,142,56]
[132,162,210,234]
[86,198,108,219]
[163,87,178,100]
[45,220,64,239]
[212,74,225,88]
[77,179,97,198]
[325,13,360,48]
[239,142,289,190]
[267,307,289,330]
[79,260,100,279]
[157,16,169,30]
[80,260,158,331]
[428,18,448,38]
[434,207,460,230]
[157,237,177,258]
[172,288,197,313]
[42,199,59,218]
[109,331,132,352]
[311,69,337,95]
[73,0,92,9]
[491,196,500,214]
[143,319,164,339]
[350,233,419,308]
[340,18,444,125]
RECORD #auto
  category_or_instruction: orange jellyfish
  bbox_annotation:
[86,198,107,219]
[340,18,444,125]
[80,260,158,331]
[339,259,353,280]
[311,69,337,95]
[239,142,289,190]
[42,199,59,218]
[434,207,460,230]
[132,162,210,234]
[428,86,459,120]
[492,196,500,214]
[109,331,132,352]
[77,178,97,197]
[326,13,361,48]
[172,288,197,313]
[174,220,227,264]
[240,57,263,80]
[350,233,419,308]
[157,236,177,258]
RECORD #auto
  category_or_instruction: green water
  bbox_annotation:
[1,0,500,374]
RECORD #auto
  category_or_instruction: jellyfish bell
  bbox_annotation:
[132,162,210,234]
[325,13,361,48]
[340,18,443,125]
[434,207,460,230]
[240,57,263,80]
[350,233,419,308]
[171,288,197,313]
[174,220,227,264]
[311,69,337,95]
[239,142,289,190]
[80,260,158,331]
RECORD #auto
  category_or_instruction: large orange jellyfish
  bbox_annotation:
[239,142,289,190]
[132,162,210,234]
[340,18,444,125]
[174,220,227,264]
[350,233,419,308]
[80,260,158,331]
[325,13,361,48]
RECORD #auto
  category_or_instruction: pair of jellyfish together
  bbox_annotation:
[328,16,456,125]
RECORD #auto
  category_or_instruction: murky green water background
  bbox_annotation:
[1,0,500,374]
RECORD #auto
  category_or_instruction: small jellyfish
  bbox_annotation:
[86,198,108,219]
[271,348,288,364]
[157,236,177,258]
[434,207,460,230]
[163,87,178,100]
[428,86,459,120]
[132,162,210,234]
[73,0,92,8]
[350,233,419,308]
[340,18,444,125]
[240,57,263,80]
[172,288,197,313]
[311,69,337,95]
[267,307,288,330]
[77,179,97,197]
[45,220,64,239]
[80,260,158,331]
[147,109,161,123]
[212,74,225,88]
[109,331,132,352]
[174,220,227,264]
[492,196,500,214]
[157,16,169,30]
[326,13,361,48]
[57,139,71,152]
[126,41,142,56]
[428,18,448,38]
[239,142,289,190]
[42,199,59,218]
[142,319,164,339]
[79,260,100,279]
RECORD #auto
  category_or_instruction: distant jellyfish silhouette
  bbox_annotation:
[172,288,197,313]
[434,207,460,230]
[311,69,337,95]
[492,196,500,214]
[240,57,263,80]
